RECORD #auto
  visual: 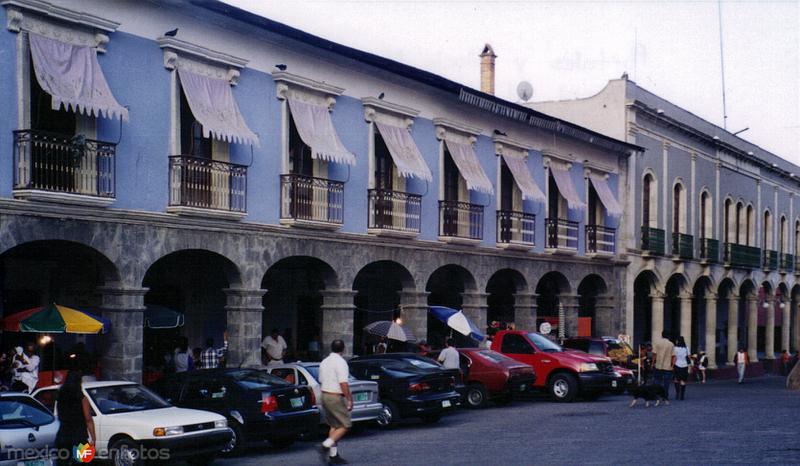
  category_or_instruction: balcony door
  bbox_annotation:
[179,86,212,207]
[443,148,460,236]
[374,134,394,227]
[499,160,514,242]
[288,116,314,218]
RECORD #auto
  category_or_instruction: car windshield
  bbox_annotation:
[230,370,290,389]
[0,397,54,429]
[87,384,170,415]
[474,350,515,363]
[527,333,563,353]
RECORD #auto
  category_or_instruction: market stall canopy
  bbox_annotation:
[287,97,356,165]
[549,164,586,210]
[588,173,623,217]
[445,140,493,194]
[375,122,432,181]
[1,303,110,334]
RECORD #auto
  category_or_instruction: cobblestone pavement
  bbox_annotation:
[216,376,800,465]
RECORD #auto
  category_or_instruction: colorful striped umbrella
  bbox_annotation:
[429,306,485,342]
[1,303,110,334]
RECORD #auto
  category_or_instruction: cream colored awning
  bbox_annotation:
[375,122,432,181]
[501,154,545,202]
[589,173,622,217]
[445,140,493,194]
[550,164,586,210]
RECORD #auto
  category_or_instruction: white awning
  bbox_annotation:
[550,164,586,210]
[375,122,432,182]
[287,97,356,166]
[178,68,258,146]
[589,173,623,217]
[445,140,494,194]
[501,154,545,203]
[29,33,128,121]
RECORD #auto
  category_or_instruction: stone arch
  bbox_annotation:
[535,271,571,336]
[642,169,658,228]
[486,268,528,329]
[791,284,800,353]
[664,273,689,342]
[426,264,479,346]
[577,274,609,337]
[633,270,660,348]
[691,276,714,353]
[352,260,416,353]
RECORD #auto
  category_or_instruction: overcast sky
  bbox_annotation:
[224,0,799,164]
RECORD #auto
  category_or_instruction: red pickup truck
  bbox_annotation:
[491,330,623,402]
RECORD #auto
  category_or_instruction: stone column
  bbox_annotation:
[462,292,489,340]
[99,286,147,383]
[560,294,579,338]
[747,295,759,362]
[704,293,718,369]
[651,292,665,344]
[795,302,800,352]
[224,288,265,368]
[594,295,616,337]
[679,294,693,350]
[320,289,357,357]
[727,295,739,365]
[780,302,791,354]
[765,297,776,360]
[513,293,537,332]
[399,290,429,345]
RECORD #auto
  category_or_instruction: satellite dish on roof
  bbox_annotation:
[517,81,534,102]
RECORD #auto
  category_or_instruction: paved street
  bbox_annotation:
[217,376,800,465]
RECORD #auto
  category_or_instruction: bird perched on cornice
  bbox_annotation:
[164,28,178,37]
[493,129,507,136]
[378,92,385,100]
[275,64,287,71]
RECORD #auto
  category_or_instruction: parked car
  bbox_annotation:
[266,362,386,426]
[0,392,59,466]
[562,337,637,393]
[491,330,623,402]
[153,368,318,454]
[34,381,231,466]
[430,348,536,408]
[349,353,461,425]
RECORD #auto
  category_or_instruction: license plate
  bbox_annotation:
[442,399,451,408]
[290,397,304,408]
[611,380,618,388]
[354,392,369,402]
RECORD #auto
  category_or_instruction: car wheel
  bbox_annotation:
[376,402,395,428]
[421,413,442,424]
[269,436,296,448]
[465,383,488,408]
[221,421,242,456]
[549,373,578,402]
[110,438,143,466]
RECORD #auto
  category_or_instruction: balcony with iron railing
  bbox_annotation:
[367,189,422,237]
[762,249,778,271]
[496,210,535,250]
[280,174,344,229]
[723,242,761,269]
[585,224,615,257]
[671,232,694,260]
[167,156,247,219]
[438,200,483,243]
[545,218,579,254]
[641,226,665,255]
[699,238,719,263]
[12,129,115,206]
[779,253,794,273]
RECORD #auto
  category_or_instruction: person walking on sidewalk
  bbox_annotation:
[696,351,708,384]
[734,348,749,384]
[672,336,690,400]
[319,339,352,465]
[652,331,675,399]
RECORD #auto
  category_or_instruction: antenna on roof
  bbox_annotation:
[718,0,728,130]
[516,81,533,102]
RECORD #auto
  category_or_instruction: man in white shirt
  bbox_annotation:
[318,339,352,465]
[15,343,40,394]
[261,328,287,366]
[438,338,460,370]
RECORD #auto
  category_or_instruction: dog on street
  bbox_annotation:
[628,384,670,408]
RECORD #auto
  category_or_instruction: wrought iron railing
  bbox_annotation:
[545,218,579,251]
[723,242,761,268]
[169,156,247,212]
[439,200,483,240]
[672,232,694,260]
[763,249,778,271]
[780,253,794,273]
[280,174,344,224]
[586,224,615,255]
[497,210,535,246]
[700,238,719,263]
[13,129,115,197]
[368,189,421,234]
[641,226,665,255]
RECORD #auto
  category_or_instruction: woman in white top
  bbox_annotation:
[672,336,690,401]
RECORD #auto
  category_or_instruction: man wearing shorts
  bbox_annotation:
[318,339,352,465]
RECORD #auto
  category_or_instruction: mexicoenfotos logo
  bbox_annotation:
[73,443,96,463]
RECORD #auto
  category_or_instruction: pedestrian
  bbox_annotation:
[13,343,40,394]
[261,328,287,366]
[483,336,493,349]
[780,349,790,376]
[54,370,96,466]
[191,347,202,370]
[318,339,352,465]
[417,340,431,358]
[437,338,460,370]
[199,338,225,369]
[174,337,192,373]
[672,336,690,400]
[734,347,749,383]
[652,331,675,399]
[375,336,388,354]
[696,351,708,384]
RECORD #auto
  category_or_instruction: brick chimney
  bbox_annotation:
[479,43,496,95]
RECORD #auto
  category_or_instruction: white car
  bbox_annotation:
[34,381,232,466]
[0,392,59,466]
